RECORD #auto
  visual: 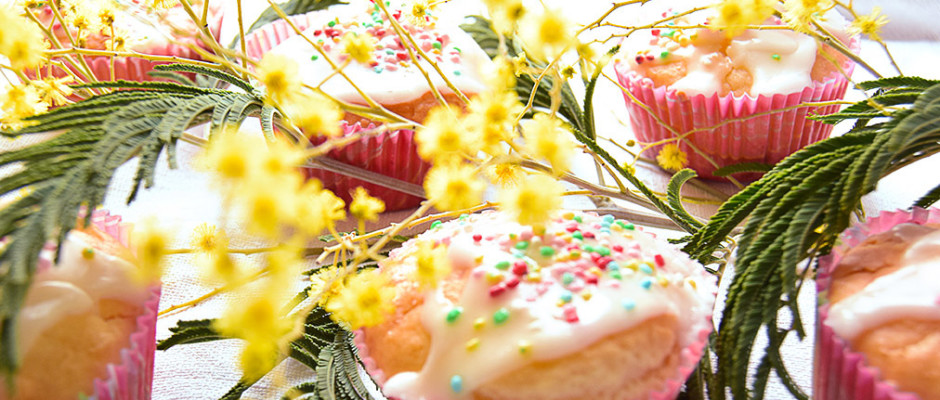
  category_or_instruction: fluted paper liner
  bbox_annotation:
[814,207,940,400]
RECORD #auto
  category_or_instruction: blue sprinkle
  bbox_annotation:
[622,298,636,311]
[450,375,463,393]
[607,261,620,271]
[639,264,654,275]
[641,278,653,290]
[600,228,611,234]
[560,291,573,303]
[562,272,575,285]
[603,215,615,223]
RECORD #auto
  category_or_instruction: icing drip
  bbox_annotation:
[618,11,820,97]
[827,229,940,340]
[726,30,817,96]
[17,232,146,355]
[381,211,715,399]
[268,2,489,105]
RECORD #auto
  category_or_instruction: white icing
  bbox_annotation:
[381,211,716,399]
[268,2,490,106]
[726,30,817,96]
[827,229,940,340]
[16,232,146,355]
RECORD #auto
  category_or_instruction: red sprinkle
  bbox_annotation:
[585,274,599,285]
[654,254,666,267]
[505,277,521,288]
[512,261,528,276]
[393,10,401,19]
[472,234,482,242]
[563,305,579,323]
[583,231,595,239]
[396,52,409,61]
[489,285,506,297]
[635,55,645,64]
[646,55,655,61]
[313,30,323,36]
[651,29,661,36]
[612,245,623,252]
[590,253,601,262]
[596,256,612,269]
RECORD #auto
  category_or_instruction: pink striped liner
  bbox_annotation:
[814,208,940,400]
[614,40,857,181]
[245,15,431,211]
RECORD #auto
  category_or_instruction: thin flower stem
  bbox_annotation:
[45,1,100,85]
[578,0,651,34]
[47,48,223,70]
[237,0,249,80]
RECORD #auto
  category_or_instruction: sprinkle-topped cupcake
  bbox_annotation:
[245,0,493,210]
[614,10,855,180]
[262,0,490,122]
[360,210,716,400]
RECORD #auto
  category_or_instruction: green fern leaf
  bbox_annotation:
[666,169,704,230]
[153,64,254,93]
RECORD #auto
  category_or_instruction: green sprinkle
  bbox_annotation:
[386,49,394,55]
[597,247,611,256]
[572,231,584,241]
[583,245,595,253]
[610,270,623,280]
[446,307,463,323]
[373,67,383,73]
[771,53,781,61]
[662,30,676,38]
[560,291,573,303]
[431,221,442,229]
[573,215,583,223]
[515,241,529,250]
[454,70,461,76]
[453,46,461,53]
[495,261,511,270]
[310,55,319,61]
[432,41,442,50]
[562,273,575,285]
[660,51,670,59]
[539,246,555,257]
[493,308,510,324]
[509,233,517,240]
[327,20,336,27]
[459,214,468,221]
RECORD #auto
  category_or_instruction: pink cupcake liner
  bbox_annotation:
[304,121,430,211]
[33,210,161,400]
[355,323,712,400]
[614,41,857,180]
[29,3,222,85]
[245,19,431,211]
[814,207,940,400]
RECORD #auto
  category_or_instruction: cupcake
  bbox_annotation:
[358,210,716,399]
[0,211,159,400]
[816,208,940,400]
[31,0,222,84]
[613,13,855,180]
[244,0,491,210]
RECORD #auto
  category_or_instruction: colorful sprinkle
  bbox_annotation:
[518,340,531,354]
[512,261,528,275]
[610,270,622,280]
[494,260,510,270]
[450,375,463,393]
[310,55,319,61]
[654,254,666,267]
[493,308,510,324]
[771,53,781,61]
[486,271,504,283]
[641,278,654,290]
[639,263,654,275]
[446,307,463,323]
[539,246,555,257]
[431,220,442,229]
[515,241,529,250]
[465,338,480,351]
[660,51,670,59]
[562,272,575,285]
[473,317,486,330]
[622,298,636,311]
[81,248,94,259]
[573,215,583,223]
[562,305,579,323]
[560,291,573,303]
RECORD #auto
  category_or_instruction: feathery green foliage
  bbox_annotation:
[0,66,264,377]
[684,80,940,399]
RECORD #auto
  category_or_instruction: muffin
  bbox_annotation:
[358,210,716,400]
[613,13,856,180]
[0,211,159,400]
[31,0,222,84]
[816,208,940,400]
[244,0,491,210]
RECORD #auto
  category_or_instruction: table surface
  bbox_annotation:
[3,1,940,398]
